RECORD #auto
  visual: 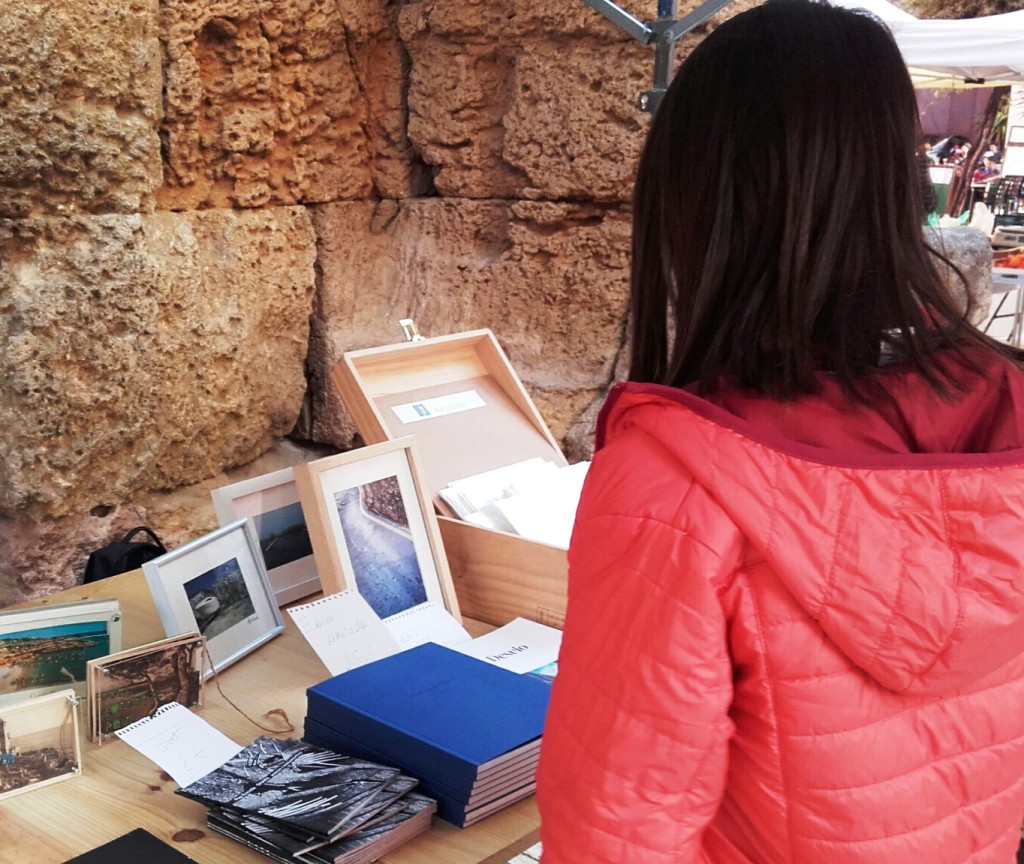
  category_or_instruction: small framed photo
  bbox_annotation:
[0,599,122,706]
[294,437,461,622]
[211,467,320,607]
[87,633,205,742]
[0,688,82,801]
[142,520,284,679]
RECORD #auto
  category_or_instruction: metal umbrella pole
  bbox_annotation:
[581,0,735,113]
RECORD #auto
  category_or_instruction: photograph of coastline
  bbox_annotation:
[333,475,427,620]
[253,501,314,572]
[210,468,322,607]
[0,621,112,700]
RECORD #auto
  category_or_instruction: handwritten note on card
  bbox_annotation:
[115,702,242,786]
[287,590,402,676]
[384,601,471,650]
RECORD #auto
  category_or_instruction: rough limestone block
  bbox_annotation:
[0,506,149,607]
[398,0,759,201]
[159,0,422,209]
[306,198,631,453]
[502,40,650,202]
[402,39,529,198]
[0,0,163,217]
[0,440,335,606]
[0,208,316,521]
[350,39,435,200]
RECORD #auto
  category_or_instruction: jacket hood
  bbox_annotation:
[600,353,1024,696]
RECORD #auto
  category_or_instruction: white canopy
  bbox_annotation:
[830,0,1024,87]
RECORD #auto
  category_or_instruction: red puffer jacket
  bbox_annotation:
[537,349,1024,863]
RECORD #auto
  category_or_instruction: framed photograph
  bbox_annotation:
[211,467,320,607]
[294,437,461,622]
[0,688,82,801]
[142,520,284,680]
[0,599,122,706]
[87,633,205,742]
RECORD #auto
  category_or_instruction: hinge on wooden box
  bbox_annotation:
[399,318,425,342]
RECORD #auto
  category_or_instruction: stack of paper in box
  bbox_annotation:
[304,642,551,828]
[176,736,435,864]
[439,457,590,549]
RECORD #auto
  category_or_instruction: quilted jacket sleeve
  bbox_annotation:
[536,430,735,864]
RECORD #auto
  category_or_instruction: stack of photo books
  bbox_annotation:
[304,642,551,828]
[175,736,436,864]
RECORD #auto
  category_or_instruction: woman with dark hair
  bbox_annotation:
[536,1,1024,862]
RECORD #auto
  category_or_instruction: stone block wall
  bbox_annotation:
[0,0,677,603]
[0,0,994,604]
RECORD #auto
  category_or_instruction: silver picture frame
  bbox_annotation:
[142,520,284,680]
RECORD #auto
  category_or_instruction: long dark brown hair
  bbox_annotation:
[629,0,1016,398]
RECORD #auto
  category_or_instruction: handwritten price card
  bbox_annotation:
[287,590,401,676]
[115,702,242,786]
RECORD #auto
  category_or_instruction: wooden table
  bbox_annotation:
[0,572,540,864]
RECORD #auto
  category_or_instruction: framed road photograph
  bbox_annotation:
[142,520,284,680]
[87,633,205,742]
[294,437,461,622]
[211,467,321,607]
[0,688,82,801]
[0,599,122,707]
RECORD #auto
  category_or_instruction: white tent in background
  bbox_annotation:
[829,0,1024,88]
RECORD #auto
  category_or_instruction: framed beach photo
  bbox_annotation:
[0,599,122,706]
[294,437,461,622]
[142,520,284,680]
[211,467,320,607]
[0,688,82,801]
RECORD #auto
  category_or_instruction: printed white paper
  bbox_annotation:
[391,389,486,425]
[450,617,562,675]
[492,461,590,549]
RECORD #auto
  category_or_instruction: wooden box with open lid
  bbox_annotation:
[331,324,569,629]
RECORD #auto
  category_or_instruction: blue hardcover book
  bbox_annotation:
[305,643,550,801]
[303,714,539,826]
[303,714,541,798]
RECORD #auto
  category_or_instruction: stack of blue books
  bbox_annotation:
[305,641,551,828]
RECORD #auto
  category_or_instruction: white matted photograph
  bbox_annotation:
[142,520,284,679]
[211,467,320,606]
[294,437,461,622]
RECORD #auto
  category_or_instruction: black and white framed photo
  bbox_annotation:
[142,520,284,679]
[294,437,461,622]
[211,467,320,607]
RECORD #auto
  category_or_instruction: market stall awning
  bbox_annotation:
[830,0,1024,87]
